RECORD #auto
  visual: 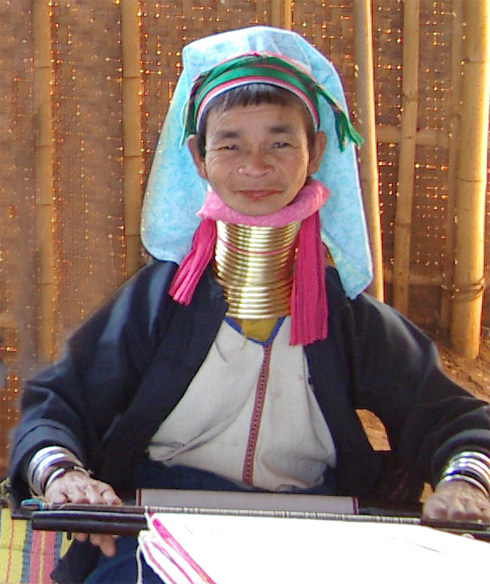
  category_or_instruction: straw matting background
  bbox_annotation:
[0,0,489,474]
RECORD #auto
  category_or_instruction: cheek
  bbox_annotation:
[204,154,228,175]
[286,157,309,183]
[284,149,309,169]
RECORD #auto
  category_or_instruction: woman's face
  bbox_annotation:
[188,102,326,216]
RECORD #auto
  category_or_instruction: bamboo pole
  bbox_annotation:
[121,0,144,277]
[32,0,56,361]
[440,0,463,329]
[352,0,384,301]
[450,0,489,358]
[376,125,448,147]
[383,265,443,287]
[392,0,420,315]
[270,0,292,30]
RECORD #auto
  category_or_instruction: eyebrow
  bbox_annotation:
[214,124,297,140]
[268,123,296,135]
[214,129,241,140]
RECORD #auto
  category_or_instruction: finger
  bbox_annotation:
[74,533,88,543]
[101,488,123,506]
[424,480,490,522]
[51,476,119,506]
[79,482,113,505]
[480,505,490,522]
[424,492,490,523]
[446,498,483,522]
[48,491,70,505]
[422,495,454,520]
[451,497,490,523]
[45,473,93,504]
[90,534,118,557]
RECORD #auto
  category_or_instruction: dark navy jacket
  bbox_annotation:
[10,261,490,506]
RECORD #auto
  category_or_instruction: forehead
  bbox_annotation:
[205,102,309,136]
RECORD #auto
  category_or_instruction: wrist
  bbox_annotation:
[44,465,90,493]
[27,446,89,496]
[438,450,490,499]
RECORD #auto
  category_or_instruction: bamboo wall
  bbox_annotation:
[0,0,489,473]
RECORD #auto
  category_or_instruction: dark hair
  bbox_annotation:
[195,84,317,157]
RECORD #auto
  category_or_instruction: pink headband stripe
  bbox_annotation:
[195,76,320,130]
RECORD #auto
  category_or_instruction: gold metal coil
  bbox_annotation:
[214,220,300,319]
[226,307,290,319]
[218,222,299,251]
[221,284,294,300]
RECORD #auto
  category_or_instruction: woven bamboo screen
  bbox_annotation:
[0,0,488,473]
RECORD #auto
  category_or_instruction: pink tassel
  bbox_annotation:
[290,212,328,345]
[169,219,217,304]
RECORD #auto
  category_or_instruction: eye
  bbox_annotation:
[219,144,239,151]
[272,141,291,149]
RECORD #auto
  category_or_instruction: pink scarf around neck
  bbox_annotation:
[169,179,329,345]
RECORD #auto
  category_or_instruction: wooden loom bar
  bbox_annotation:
[352,0,384,301]
[450,0,490,358]
[270,0,292,30]
[33,0,56,360]
[392,0,420,315]
[25,501,490,542]
[121,0,144,277]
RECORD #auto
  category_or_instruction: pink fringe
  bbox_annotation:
[290,212,328,345]
[168,218,217,304]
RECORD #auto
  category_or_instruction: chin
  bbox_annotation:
[238,205,278,217]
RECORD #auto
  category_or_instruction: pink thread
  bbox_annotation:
[149,514,216,583]
[143,543,179,584]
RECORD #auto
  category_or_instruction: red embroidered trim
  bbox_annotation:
[242,344,272,485]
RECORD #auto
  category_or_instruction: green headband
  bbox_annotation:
[184,53,363,151]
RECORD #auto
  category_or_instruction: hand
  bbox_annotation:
[44,469,123,557]
[422,479,490,524]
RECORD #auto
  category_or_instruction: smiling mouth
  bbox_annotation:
[237,190,280,199]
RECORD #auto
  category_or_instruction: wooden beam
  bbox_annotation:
[392,0,420,315]
[450,0,490,358]
[441,0,464,329]
[383,265,443,287]
[32,0,56,361]
[376,125,449,148]
[121,0,144,277]
[353,0,384,301]
[270,0,292,30]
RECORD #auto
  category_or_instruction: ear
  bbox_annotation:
[187,135,208,180]
[307,131,327,176]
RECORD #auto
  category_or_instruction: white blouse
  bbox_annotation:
[148,317,336,492]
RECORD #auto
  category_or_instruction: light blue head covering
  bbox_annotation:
[141,26,372,298]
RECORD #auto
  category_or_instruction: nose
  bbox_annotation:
[238,149,272,177]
